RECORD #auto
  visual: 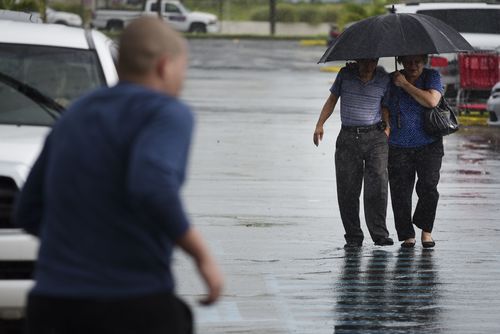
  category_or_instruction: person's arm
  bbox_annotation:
[14,136,51,236]
[393,71,441,108]
[177,227,224,305]
[382,106,390,137]
[313,93,339,146]
[127,105,223,304]
[127,108,193,239]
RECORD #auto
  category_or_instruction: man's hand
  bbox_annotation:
[198,256,224,305]
[384,127,390,138]
[313,125,324,147]
[176,227,224,306]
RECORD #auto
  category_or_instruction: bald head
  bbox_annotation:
[118,16,186,80]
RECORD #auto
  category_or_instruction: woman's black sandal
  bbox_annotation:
[422,240,435,248]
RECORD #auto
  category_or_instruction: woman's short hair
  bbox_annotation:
[396,55,429,65]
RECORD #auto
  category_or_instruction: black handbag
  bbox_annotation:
[423,97,459,137]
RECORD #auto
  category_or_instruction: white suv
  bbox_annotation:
[389,2,500,98]
[0,18,117,325]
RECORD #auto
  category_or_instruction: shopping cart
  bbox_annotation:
[456,52,500,115]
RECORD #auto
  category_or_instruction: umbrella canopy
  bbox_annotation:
[318,13,474,63]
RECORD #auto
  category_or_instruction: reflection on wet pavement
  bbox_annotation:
[334,249,440,333]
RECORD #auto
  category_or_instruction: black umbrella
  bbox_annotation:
[318,12,474,63]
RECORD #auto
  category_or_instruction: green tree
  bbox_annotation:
[338,0,391,30]
[0,0,16,9]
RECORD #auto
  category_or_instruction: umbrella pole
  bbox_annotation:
[394,56,401,129]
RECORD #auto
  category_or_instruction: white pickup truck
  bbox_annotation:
[92,0,219,33]
[0,16,117,325]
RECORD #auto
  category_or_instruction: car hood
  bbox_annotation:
[462,33,500,51]
[0,125,50,186]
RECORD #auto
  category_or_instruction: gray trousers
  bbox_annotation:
[335,128,390,243]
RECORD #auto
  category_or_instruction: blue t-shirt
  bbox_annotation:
[330,66,390,126]
[15,82,194,298]
[385,68,444,148]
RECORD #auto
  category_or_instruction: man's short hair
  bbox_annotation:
[118,17,185,78]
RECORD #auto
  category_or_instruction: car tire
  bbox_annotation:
[54,20,68,25]
[189,23,207,34]
[106,20,124,32]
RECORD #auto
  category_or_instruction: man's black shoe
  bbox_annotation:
[344,242,362,249]
[374,238,394,246]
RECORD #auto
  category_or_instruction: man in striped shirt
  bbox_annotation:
[313,58,393,248]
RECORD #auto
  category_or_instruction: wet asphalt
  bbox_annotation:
[173,40,500,333]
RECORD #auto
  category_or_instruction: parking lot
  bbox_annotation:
[1,35,499,333]
[173,39,500,333]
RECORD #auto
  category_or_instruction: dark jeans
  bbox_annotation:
[25,292,193,334]
[388,139,444,241]
[335,128,390,244]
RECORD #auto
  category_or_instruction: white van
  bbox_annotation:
[389,2,500,99]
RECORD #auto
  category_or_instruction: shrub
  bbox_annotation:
[50,2,82,14]
[275,4,298,23]
[250,7,269,22]
[298,7,322,25]
[12,0,38,12]
[338,3,367,29]
[321,6,339,24]
[250,5,305,23]
[0,0,15,9]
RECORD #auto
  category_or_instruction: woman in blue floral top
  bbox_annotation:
[384,55,444,248]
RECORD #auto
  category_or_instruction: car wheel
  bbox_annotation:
[107,20,124,32]
[54,20,68,25]
[189,23,207,34]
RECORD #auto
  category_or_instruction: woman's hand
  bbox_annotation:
[393,71,409,88]
[392,71,441,108]
[313,125,324,147]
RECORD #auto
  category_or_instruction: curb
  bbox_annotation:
[299,39,327,46]
[320,66,341,73]
[458,115,488,126]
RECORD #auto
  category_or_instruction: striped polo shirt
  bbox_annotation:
[330,66,390,126]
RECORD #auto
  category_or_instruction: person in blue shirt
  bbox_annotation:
[15,17,223,334]
[313,59,394,248]
[384,54,444,249]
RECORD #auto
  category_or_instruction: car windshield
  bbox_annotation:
[0,43,106,126]
[418,9,500,34]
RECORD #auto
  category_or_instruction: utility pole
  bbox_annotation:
[156,0,162,18]
[39,0,47,23]
[270,0,276,35]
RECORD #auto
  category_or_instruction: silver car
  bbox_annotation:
[487,81,500,126]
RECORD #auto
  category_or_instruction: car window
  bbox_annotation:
[417,9,500,34]
[0,43,106,126]
[150,3,182,14]
[165,4,180,13]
